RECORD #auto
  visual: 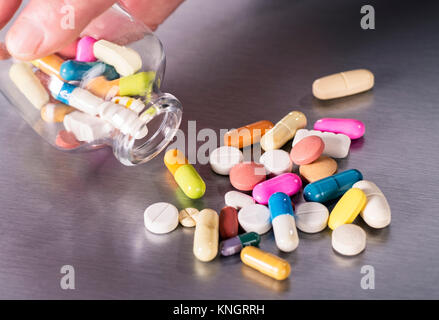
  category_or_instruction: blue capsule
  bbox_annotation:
[60,60,120,81]
[268,192,294,221]
[303,169,363,203]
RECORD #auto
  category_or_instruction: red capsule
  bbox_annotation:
[219,206,239,239]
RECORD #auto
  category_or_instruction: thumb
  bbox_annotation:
[6,0,117,60]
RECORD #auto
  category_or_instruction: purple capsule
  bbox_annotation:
[220,232,261,256]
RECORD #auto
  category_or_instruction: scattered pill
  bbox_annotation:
[219,206,239,239]
[164,149,206,199]
[293,129,351,158]
[238,204,272,235]
[303,169,363,203]
[76,36,97,62]
[93,39,142,77]
[314,118,365,140]
[259,149,292,176]
[328,188,366,230]
[268,192,299,252]
[331,224,366,256]
[295,202,329,233]
[209,146,243,175]
[60,60,119,81]
[144,202,179,234]
[353,180,391,228]
[178,208,200,227]
[229,162,266,191]
[224,191,255,209]
[31,54,64,80]
[299,156,337,183]
[223,120,274,148]
[290,135,325,165]
[312,69,374,100]
[55,130,81,149]
[252,173,302,205]
[41,103,76,123]
[9,62,49,110]
[260,111,307,151]
[193,209,219,262]
[241,246,291,280]
[220,232,260,256]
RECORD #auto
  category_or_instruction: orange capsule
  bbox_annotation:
[31,54,64,80]
[85,76,120,99]
[224,120,274,149]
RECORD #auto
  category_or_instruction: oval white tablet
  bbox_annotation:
[209,146,244,175]
[238,204,272,235]
[295,202,329,233]
[292,129,351,158]
[353,180,391,229]
[144,202,179,234]
[259,149,293,176]
[225,191,255,209]
[332,224,366,256]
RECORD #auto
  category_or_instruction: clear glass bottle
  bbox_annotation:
[0,3,182,166]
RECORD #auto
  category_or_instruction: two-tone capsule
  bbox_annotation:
[164,149,206,199]
[268,192,299,252]
[220,232,260,256]
[60,60,119,81]
[303,169,363,203]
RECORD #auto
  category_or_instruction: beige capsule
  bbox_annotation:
[260,111,307,151]
[193,209,219,262]
[179,208,200,227]
[41,103,76,123]
[312,69,374,100]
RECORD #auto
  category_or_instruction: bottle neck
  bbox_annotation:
[112,92,183,166]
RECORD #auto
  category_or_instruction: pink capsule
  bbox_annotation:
[252,173,302,205]
[313,118,365,139]
[76,36,97,62]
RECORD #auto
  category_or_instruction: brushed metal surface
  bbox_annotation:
[0,0,438,299]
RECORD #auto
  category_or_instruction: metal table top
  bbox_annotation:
[0,0,438,299]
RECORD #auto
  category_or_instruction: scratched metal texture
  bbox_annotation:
[0,0,438,299]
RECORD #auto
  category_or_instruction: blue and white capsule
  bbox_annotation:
[268,192,299,252]
[60,60,119,81]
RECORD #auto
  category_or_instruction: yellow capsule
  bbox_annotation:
[328,188,367,230]
[41,103,76,123]
[240,246,291,281]
[164,149,206,199]
[193,209,219,262]
[260,111,307,151]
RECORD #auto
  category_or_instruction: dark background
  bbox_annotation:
[0,0,438,299]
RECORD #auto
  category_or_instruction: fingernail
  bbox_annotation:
[6,18,44,59]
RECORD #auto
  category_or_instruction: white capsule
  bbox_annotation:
[332,224,366,256]
[272,214,299,252]
[353,180,391,228]
[292,129,351,158]
[259,149,293,176]
[111,96,145,114]
[224,191,255,209]
[63,111,113,142]
[295,202,329,233]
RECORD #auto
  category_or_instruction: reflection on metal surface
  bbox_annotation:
[241,265,290,293]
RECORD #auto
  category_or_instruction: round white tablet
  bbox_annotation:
[238,204,272,235]
[144,202,179,234]
[209,146,244,175]
[295,202,329,233]
[332,224,366,256]
[259,149,293,176]
[225,190,255,209]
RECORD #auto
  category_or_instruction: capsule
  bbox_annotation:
[314,118,365,140]
[303,169,363,203]
[224,120,274,149]
[31,54,64,80]
[328,188,367,230]
[260,111,307,151]
[268,192,299,252]
[220,232,260,256]
[164,149,206,199]
[252,173,302,205]
[241,246,291,280]
[193,209,219,262]
[60,60,119,81]
[219,206,239,239]
[312,69,374,100]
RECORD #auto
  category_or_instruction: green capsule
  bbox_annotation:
[119,71,156,97]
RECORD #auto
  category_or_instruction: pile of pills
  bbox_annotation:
[144,68,391,282]
[9,36,156,149]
